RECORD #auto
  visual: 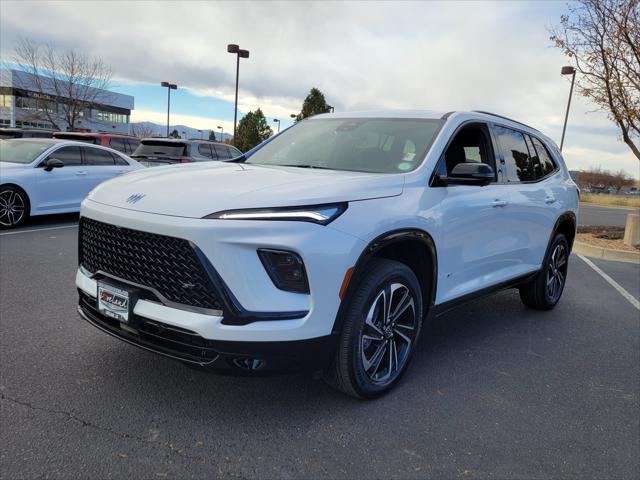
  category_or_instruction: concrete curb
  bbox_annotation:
[573,240,640,264]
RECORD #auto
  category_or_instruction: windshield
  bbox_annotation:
[0,139,52,164]
[246,118,443,173]
[133,141,187,158]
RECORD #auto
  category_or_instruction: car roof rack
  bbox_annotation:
[472,111,540,132]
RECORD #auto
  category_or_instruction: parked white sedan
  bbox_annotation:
[0,138,142,228]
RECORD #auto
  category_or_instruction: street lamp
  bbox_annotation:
[560,66,576,152]
[197,129,203,140]
[227,44,250,145]
[326,105,334,113]
[290,113,297,123]
[181,130,186,139]
[160,81,177,137]
[217,126,223,142]
[273,118,280,133]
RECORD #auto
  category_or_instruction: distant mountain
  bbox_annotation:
[130,121,231,142]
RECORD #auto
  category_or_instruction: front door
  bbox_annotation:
[33,145,89,213]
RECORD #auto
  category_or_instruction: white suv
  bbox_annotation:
[76,111,578,398]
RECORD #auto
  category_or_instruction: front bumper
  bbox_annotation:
[78,290,336,372]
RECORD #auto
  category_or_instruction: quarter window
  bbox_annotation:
[84,147,115,166]
[494,126,535,182]
[214,144,231,160]
[530,137,557,177]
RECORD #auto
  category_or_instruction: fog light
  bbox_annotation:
[257,249,309,294]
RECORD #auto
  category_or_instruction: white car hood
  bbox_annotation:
[87,162,404,218]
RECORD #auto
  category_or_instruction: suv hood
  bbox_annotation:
[87,162,404,218]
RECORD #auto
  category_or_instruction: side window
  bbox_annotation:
[110,152,129,166]
[493,126,535,182]
[84,147,116,166]
[228,146,242,158]
[109,138,127,152]
[531,137,557,177]
[47,146,82,166]
[524,135,543,180]
[442,123,496,178]
[197,144,213,158]
[213,144,230,160]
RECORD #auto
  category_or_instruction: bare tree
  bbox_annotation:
[130,123,156,138]
[551,0,640,160]
[12,38,113,131]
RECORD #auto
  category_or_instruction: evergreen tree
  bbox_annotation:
[235,108,273,151]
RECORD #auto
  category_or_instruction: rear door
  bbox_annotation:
[33,145,88,212]
[82,146,121,193]
[492,125,559,269]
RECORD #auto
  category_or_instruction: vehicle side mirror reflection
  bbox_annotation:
[444,162,495,187]
[43,158,64,171]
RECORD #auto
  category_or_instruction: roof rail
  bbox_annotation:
[472,111,539,132]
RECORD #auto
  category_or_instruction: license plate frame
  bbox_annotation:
[97,282,131,323]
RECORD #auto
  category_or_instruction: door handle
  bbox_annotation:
[545,196,556,204]
[75,171,88,176]
[492,199,508,208]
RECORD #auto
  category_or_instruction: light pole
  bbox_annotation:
[290,113,297,123]
[197,129,203,140]
[227,44,250,145]
[560,66,576,152]
[217,126,223,142]
[181,130,186,139]
[326,105,334,113]
[160,81,177,137]
[273,118,280,134]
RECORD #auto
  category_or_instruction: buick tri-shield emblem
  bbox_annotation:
[126,193,146,204]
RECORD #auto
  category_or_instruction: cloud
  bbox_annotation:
[1,0,637,176]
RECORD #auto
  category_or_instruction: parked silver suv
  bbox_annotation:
[131,138,242,166]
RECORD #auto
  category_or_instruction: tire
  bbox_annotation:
[519,233,569,310]
[0,186,28,229]
[324,258,424,399]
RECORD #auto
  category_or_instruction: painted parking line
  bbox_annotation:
[578,254,640,311]
[0,224,78,236]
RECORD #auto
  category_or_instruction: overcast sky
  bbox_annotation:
[1,0,637,177]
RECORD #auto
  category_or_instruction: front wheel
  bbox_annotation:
[324,258,423,399]
[0,186,28,229]
[519,233,569,310]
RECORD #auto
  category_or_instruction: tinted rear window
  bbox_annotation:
[109,138,127,152]
[133,141,187,158]
[213,144,230,159]
[84,147,115,165]
[530,137,557,178]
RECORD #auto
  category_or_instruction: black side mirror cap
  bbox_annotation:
[43,158,64,171]
[444,162,495,186]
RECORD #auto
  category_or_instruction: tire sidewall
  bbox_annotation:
[0,186,28,229]
[345,261,424,398]
[542,233,569,306]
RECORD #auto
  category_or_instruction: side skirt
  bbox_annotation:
[428,270,539,319]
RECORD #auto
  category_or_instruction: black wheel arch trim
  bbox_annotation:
[550,211,577,251]
[332,228,438,336]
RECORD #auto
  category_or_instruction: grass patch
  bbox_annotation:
[580,194,640,208]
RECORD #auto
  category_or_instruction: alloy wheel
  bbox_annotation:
[360,282,417,385]
[0,190,25,227]
[546,243,567,302]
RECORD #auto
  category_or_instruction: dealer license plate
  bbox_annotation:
[97,282,130,323]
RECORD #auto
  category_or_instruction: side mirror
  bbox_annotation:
[445,162,495,186]
[43,158,64,171]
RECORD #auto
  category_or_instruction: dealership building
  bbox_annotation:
[0,68,134,133]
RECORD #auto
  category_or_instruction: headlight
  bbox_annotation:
[204,203,347,225]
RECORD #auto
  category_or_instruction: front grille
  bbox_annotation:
[79,217,223,311]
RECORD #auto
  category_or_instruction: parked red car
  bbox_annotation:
[52,132,140,155]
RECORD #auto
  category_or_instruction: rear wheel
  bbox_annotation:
[0,186,28,229]
[324,258,423,399]
[519,233,569,310]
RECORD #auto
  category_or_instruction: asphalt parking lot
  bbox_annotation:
[1,220,638,479]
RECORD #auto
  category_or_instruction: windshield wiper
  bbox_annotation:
[275,164,335,170]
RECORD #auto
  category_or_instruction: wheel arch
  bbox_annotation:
[332,228,438,336]
[551,211,577,252]
[0,183,31,216]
